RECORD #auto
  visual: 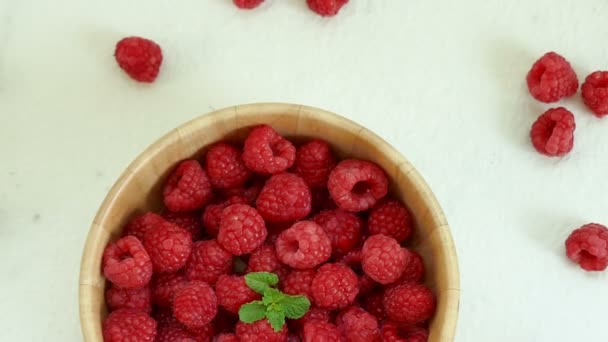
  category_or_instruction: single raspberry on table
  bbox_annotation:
[530,107,576,157]
[307,0,349,16]
[327,159,388,212]
[311,263,359,309]
[247,243,281,273]
[173,281,217,329]
[314,209,363,256]
[162,211,203,241]
[102,236,153,289]
[282,268,316,300]
[102,309,157,342]
[565,223,608,271]
[256,173,312,223]
[236,319,288,342]
[242,125,296,175]
[275,221,332,269]
[381,321,429,342]
[114,36,162,83]
[216,333,239,342]
[218,204,267,255]
[234,0,264,9]
[526,52,578,103]
[336,306,381,342]
[123,212,165,241]
[295,139,336,188]
[150,272,187,307]
[206,142,251,189]
[202,195,248,237]
[581,71,608,117]
[383,283,436,324]
[368,199,413,243]
[398,250,426,284]
[163,160,213,212]
[361,234,408,285]
[185,240,232,285]
[105,285,151,313]
[362,291,386,320]
[143,220,192,273]
[215,274,260,314]
[302,321,342,342]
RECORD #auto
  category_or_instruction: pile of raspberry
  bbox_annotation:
[101,124,436,341]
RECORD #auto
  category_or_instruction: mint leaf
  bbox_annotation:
[266,304,286,332]
[245,272,279,294]
[238,301,266,323]
[280,295,311,319]
[263,288,284,306]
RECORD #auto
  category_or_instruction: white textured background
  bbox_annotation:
[1,0,608,340]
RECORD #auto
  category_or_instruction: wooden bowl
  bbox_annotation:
[79,103,460,341]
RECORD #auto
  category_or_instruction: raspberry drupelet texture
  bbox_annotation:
[295,139,337,188]
[206,142,251,189]
[102,236,153,289]
[526,52,578,103]
[581,71,608,117]
[381,321,429,342]
[123,212,165,241]
[565,223,608,271]
[242,125,296,175]
[215,274,260,314]
[173,281,218,329]
[236,319,288,342]
[313,209,363,256]
[162,211,203,241]
[362,291,386,320]
[383,283,436,324]
[307,0,349,16]
[102,309,157,342]
[367,199,413,243]
[398,249,426,284]
[339,249,378,296]
[282,268,316,300]
[150,272,187,307]
[218,204,267,255]
[327,159,388,212]
[143,221,192,273]
[336,306,381,342]
[202,195,248,237]
[247,243,281,273]
[361,234,408,285]
[216,333,239,342]
[220,177,266,206]
[256,173,312,223]
[155,324,198,342]
[185,240,232,285]
[105,285,151,313]
[163,160,213,212]
[302,321,342,342]
[530,107,576,157]
[114,36,163,83]
[234,0,264,9]
[291,306,331,332]
[275,221,332,269]
[311,263,359,309]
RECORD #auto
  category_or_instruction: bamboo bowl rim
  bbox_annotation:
[79,103,460,341]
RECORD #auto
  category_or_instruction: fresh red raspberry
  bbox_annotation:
[162,211,203,241]
[102,309,157,342]
[236,319,288,342]
[383,283,436,324]
[314,209,363,256]
[188,324,215,341]
[150,272,187,307]
[215,274,261,314]
[275,221,332,269]
[581,71,608,117]
[306,0,349,16]
[338,250,379,296]
[295,139,336,188]
[362,291,386,320]
[336,306,381,342]
[368,199,413,243]
[103,236,153,289]
[311,187,337,214]
[218,204,267,255]
[565,223,608,271]
[282,268,316,300]
[291,306,331,332]
[185,240,232,285]
[234,0,264,9]
[358,274,378,297]
[247,243,281,273]
[173,281,218,329]
[206,143,251,189]
[398,250,425,284]
[311,263,359,309]
[328,159,388,212]
[302,321,342,342]
[152,308,178,326]
[242,125,296,175]
[530,107,576,157]
[257,173,312,223]
[114,36,162,83]
[106,285,151,313]
[123,212,165,241]
[216,333,239,342]
[156,321,208,342]
[220,178,266,206]
[361,234,408,285]
[381,321,429,342]
[202,195,248,237]
[163,160,213,212]
[526,52,578,103]
[143,221,192,273]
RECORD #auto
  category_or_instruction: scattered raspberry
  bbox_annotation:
[242,125,296,175]
[247,243,281,273]
[218,204,268,255]
[163,160,213,212]
[361,234,408,285]
[362,291,386,320]
[234,0,264,9]
[367,199,413,243]
[526,52,578,103]
[383,283,436,324]
[398,250,425,284]
[206,143,251,189]
[282,268,316,300]
[143,221,192,273]
[162,211,203,241]
[275,221,332,269]
[123,212,165,241]
[381,321,429,342]
[295,139,336,188]
[565,223,608,271]
[327,159,388,212]
[311,263,359,309]
[530,107,576,157]
[105,285,151,313]
[103,236,153,289]
[336,306,380,342]
[306,0,349,16]
[185,240,232,285]
[256,173,312,223]
[302,321,342,342]
[215,275,261,314]
[173,281,218,329]
[313,209,363,256]
[150,272,187,307]
[202,196,248,237]
[216,333,239,342]
[236,319,288,342]
[114,36,162,83]
[155,324,198,342]
[102,309,157,342]
[581,71,608,117]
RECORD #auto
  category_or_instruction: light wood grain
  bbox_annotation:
[79,103,460,341]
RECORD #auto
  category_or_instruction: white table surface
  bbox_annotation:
[2,0,608,340]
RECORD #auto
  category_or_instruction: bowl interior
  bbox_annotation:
[79,103,459,341]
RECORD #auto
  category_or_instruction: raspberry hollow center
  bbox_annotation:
[352,181,371,196]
